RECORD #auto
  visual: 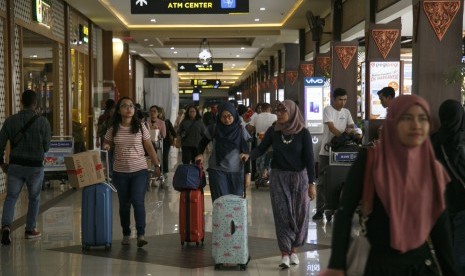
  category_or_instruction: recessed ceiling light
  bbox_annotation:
[170,47,175,50]
[254,18,260,22]
[149,44,154,47]
[236,54,240,57]
[150,18,156,22]
[173,51,178,54]
[240,47,245,50]
[232,64,236,66]
[260,7,266,11]
[144,38,148,42]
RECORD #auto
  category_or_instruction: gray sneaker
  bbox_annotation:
[137,235,148,247]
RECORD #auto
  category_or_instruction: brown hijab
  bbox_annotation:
[371,95,450,252]
[274,100,305,135]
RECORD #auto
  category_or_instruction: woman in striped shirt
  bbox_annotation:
[103,97,160,247]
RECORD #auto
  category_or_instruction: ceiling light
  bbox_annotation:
[254,18,260,22]
[260,7,266,11]
[130,50,137,53]
[173,51,178,54]
[198,38,213,66]
[143,38,148,42]
[150,18,156,22]
[149,44,154,47]
[170,47,175,50]
[240,47,245,50]
[236,54,240,57]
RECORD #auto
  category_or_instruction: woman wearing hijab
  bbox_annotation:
[241,100,316,269]
[195,101,251,202]
[431,99,465,275]
[321,95,459,276]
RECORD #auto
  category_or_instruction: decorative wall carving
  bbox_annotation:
[286,71,298,86]
[299,64,314,77]
[317,57,331,76]
[371,29,399,59]
[335,46,357,70]
[423,0,460,41]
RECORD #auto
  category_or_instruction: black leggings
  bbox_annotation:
[181,146,198,164]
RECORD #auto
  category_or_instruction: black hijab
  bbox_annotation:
[213,102,249,165]
[433,99,465,146]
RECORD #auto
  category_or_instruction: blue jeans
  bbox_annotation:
[113,169,148,236]
[208,169,244,202]
[1,164,44,231]
[450,210,465,275]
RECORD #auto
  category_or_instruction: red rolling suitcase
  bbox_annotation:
[179,189,204,246]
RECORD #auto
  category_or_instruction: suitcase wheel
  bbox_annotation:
[181,241,185,246]
[105,244,111,251]
[214,264,223,270]
[239,264,247,270]
[82,245,90,252]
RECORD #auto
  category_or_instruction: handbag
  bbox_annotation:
[172,162,206,191]
[346,148,374,276]
[346,216,371,276]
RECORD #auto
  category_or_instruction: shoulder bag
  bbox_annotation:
[441,145,465,189]
[11,115,39,148]
[346,148,373,276]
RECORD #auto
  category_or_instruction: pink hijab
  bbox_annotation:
[274,100,305,135]
[372,95,450,252]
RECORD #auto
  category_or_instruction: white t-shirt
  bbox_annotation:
[319,105,354,156]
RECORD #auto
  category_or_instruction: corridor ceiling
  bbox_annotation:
[65,0,332,89]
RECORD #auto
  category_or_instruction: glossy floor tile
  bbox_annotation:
[0,148,334,276]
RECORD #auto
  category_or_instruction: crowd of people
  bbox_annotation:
[0,88,464,275]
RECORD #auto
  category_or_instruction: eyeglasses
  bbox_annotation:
[121,104,135,109]
[221,114,233,119]
[275,105,287,114]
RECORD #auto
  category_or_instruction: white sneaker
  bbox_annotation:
[290,253,299,265]
[279,255,290,269]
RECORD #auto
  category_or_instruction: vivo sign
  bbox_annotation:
[304,77,325,86]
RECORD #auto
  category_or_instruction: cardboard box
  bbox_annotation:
[64,151,106,189]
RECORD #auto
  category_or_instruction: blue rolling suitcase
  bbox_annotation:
[212,195,250,270]
[81,183,113,251]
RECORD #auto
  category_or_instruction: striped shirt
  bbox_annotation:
[105,124,150,173]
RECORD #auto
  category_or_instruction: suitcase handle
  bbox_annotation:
[104,182,117,193]
[230,220,236,235]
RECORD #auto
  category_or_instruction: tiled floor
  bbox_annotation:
[0,149,334,276]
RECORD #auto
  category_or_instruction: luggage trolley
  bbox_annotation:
[43,136,74,190]
[324,147,359,214]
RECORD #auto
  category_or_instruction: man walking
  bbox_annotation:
[313,88,354,221]
[0,89,51,245]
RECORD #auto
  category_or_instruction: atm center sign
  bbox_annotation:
[131,0,249,14]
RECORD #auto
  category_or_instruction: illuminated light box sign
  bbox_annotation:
[304,77,325,134]
[191,79,222,88]
[178,63,223,72]
[32,0,52,28]
[131,0,248,14]
[369,61,400,120]
[79,24,89,45]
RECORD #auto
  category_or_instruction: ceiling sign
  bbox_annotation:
[191,79,222,88]
[131,0,249,14]
[178,63,223,72]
